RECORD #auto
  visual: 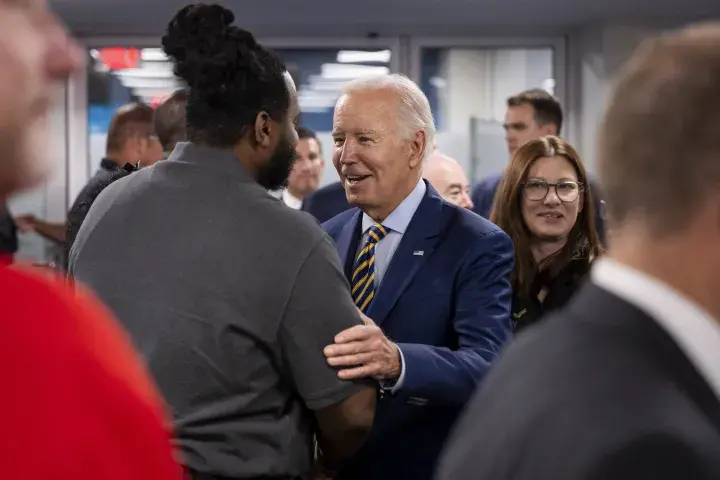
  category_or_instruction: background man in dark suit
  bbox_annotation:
[423,150,474,210]
[278,127,325,209]
[301,180,350,222]
[322,74,514,480]
[437,23,720,480]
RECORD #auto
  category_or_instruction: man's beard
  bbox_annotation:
[257,135,298,191]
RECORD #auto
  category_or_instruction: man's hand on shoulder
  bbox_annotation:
[324,310,401,381]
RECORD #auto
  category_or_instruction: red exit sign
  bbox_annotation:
[98,47,140,70]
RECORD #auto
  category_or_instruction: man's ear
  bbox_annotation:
[254,112,273,148]
[138,137,149,154]
[408,131,427,169]
[541,123,559,136]
[130,136,145,159]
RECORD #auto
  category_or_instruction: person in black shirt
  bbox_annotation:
[67,92,191,253]
[489,135,603,332]
[65,162,136,250]
[0,203,18,262]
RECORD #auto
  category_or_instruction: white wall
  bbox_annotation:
[433,48,554,180]
[67,71,91,206]
[566,25,663,173]
[419,29,668,182]
[6,70,89,263]
[316,132,340,186]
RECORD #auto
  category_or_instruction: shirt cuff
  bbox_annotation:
[380,346,406,395]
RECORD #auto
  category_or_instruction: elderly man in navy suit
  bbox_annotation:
[321,74,514,480]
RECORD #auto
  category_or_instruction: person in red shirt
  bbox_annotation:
[0,1,185,478]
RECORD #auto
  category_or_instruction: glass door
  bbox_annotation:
[410,38,565,182]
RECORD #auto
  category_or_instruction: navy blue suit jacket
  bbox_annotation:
[322,182,514,480]
[471,173,607,242]
[301,181,351,224]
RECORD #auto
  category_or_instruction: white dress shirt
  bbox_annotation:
[356,178,426,393]
[281,189,303,210]
[592,259,720,400]
[356,179,426,287]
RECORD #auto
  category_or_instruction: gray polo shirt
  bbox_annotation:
[69,142,368,478]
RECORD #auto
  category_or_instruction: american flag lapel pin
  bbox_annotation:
[413,250,424,256]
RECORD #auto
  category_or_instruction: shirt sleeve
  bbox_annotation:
[378,347,406,394]
[278,234,375,410]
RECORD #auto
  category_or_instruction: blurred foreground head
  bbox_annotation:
[424,150,473,209]
[599,22,720,317]
[0,0,82,200]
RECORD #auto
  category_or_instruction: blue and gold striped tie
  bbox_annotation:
[351,224,389,314]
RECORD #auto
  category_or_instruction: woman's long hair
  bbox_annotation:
[490,136,602,298]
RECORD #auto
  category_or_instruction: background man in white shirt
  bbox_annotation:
[437,22,720,480]
[281,126,324,209]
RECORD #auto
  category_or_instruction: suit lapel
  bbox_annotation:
[367,186,445,325]
[334,210,364,281]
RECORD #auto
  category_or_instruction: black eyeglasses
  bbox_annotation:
[522,179,583,202]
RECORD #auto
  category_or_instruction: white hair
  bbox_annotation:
[342,74,436,160]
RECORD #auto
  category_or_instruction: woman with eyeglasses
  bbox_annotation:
[490,135,603,333]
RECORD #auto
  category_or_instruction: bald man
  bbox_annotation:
[424,151,474,210]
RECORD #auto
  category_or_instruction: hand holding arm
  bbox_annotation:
[324,310,402,382]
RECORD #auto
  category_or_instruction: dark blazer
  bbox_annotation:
[66,161,135,252]
[512,255,592,332]
[301,181,350,223]
[436,282,720,480]
[323,182,514,480]
[471,172,607,242]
